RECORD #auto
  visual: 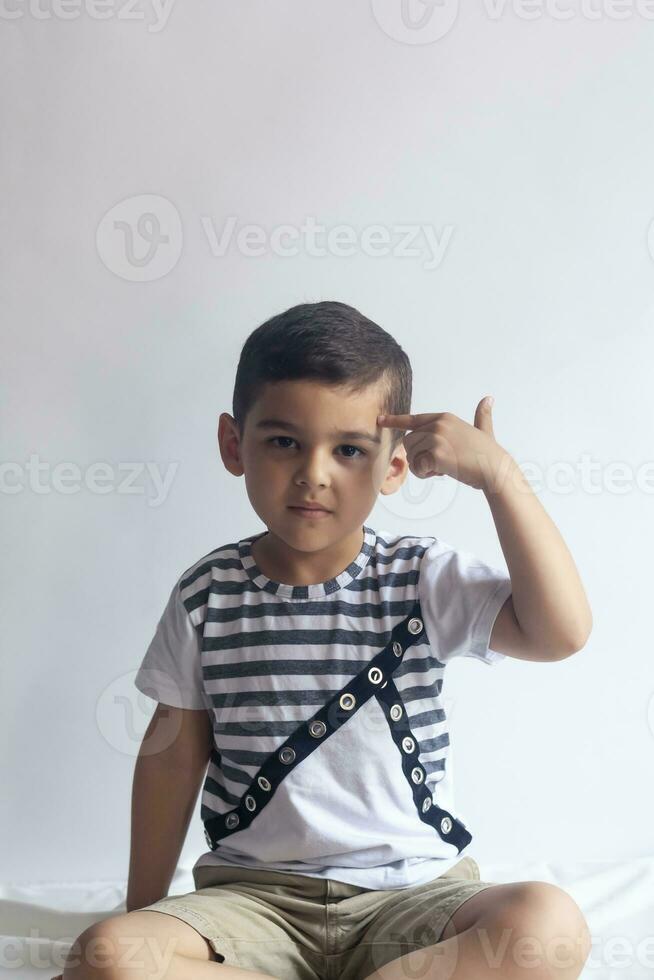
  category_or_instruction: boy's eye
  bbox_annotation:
[267,436,365,458]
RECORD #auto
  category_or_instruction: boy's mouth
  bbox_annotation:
[288,504,332,517]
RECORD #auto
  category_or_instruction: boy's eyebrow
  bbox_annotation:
[255,419,382,445]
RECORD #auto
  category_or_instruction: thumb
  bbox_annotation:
[474,395,495,436]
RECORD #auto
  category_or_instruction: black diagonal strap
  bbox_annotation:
[203,599,426,849]
[375,675,472,852]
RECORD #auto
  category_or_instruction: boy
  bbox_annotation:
[62,301,593,980]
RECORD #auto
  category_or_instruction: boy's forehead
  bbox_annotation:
[250,381,384,444]
[250,379,384,427]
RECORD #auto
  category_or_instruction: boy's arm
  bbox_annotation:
[376,401,592,662]
[125,703,213,912]
[484,453,593,661]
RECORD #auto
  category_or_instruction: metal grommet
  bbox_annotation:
[279,747,296,764]
[245,794,256,811]
[225,812,240,829]
[392,641,403,657]
[422,796,432,813]
[368,667,383,684]
[258,775,271,791]
[204,827,214,848]
[401,736,415,753]
[339,692,356,710]
[408,617,423,635]
[440,816,452,835]
[390,704,403,721]
[309,720,326,738]
[411,766,424,784]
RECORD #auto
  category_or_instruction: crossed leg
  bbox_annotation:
[57,881,592,980]
[360,880,592,980]
[60,909,276,979]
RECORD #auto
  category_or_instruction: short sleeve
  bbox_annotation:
[418,538,513,667]
[134,581,208,709]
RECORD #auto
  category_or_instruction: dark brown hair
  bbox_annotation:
[232,301,412,454]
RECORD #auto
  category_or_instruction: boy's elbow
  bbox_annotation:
[140,702,213,770]
[560,617,593,659]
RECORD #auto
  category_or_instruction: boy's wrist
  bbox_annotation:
[480,447,520,496]
[125,870,173,912]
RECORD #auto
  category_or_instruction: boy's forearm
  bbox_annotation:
[125,752,207,913]
[482,452,593,656]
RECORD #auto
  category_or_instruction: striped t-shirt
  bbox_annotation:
[135,524,512,891]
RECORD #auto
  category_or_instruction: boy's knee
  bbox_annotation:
[62,914,176,980]
[525,882,591,945]
[63,919,121,979]
[487,882,592,972]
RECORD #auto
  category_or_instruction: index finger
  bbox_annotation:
[377,412,442,429]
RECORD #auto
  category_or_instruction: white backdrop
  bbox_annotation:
[2,1,653,886]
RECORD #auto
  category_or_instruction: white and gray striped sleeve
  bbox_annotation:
[134,580,208,708]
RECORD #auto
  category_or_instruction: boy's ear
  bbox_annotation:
[379,440,409,496]
[217,412,245,476]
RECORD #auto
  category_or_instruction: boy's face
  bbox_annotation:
[218,379,408,552]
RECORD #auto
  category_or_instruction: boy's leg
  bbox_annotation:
[60,909,277,979]
[360,880,592,980]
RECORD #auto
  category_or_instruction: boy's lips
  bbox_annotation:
[288,504,332,515]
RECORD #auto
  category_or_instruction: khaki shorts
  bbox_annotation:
[140,856,497,980]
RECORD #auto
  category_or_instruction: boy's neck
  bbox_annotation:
[251,525,365,587]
